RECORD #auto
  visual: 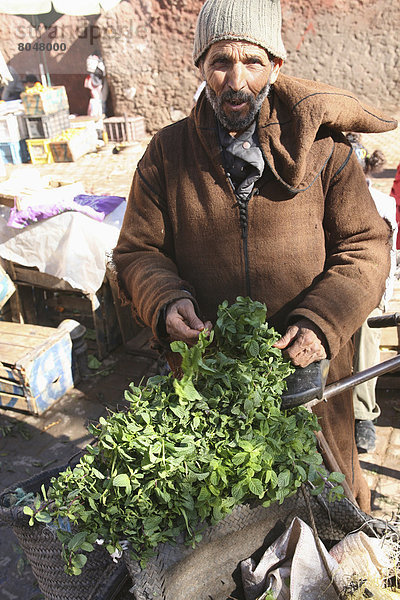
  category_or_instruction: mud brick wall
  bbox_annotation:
[98,0,400,132]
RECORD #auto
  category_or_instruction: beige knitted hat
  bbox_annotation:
[193,0,287,65]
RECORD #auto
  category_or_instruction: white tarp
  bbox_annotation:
[0,49,12,86]
[0,202,126,295]
[0,1,51,13]
[53,0,121,14]
[0,0,121,15]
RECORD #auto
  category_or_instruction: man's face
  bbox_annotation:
[200,41,282,133]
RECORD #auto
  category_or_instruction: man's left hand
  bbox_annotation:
[273,318,327,367]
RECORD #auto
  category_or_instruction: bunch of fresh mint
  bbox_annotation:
[24,297,343,574]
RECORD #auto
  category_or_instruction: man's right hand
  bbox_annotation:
[165,299,212,344]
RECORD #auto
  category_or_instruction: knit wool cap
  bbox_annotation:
[193,0,287,66]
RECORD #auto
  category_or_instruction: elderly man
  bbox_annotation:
[113,0,396,511]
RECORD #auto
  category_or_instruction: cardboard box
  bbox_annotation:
[0,322,73,415]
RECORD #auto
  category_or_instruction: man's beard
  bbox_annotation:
[205,83,271,132]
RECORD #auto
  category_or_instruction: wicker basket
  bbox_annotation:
[0,465,129,600]
[124,486,378,600]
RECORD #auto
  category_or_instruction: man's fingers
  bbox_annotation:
[168,317,204,342]
[285,347,325,367]
[167,299,203,329]
[275,320,327,368]
[284,338,327,367]
[182,310,205,331]
[165,299,213,344]
[273,325,299,349]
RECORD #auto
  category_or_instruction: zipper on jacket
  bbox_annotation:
[237,187,259,298]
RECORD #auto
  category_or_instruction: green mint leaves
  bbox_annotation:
[24,297,342,573]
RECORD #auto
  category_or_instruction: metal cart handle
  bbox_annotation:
[281,313,400,409]
[367,312,400,328]
[281,353,400,409]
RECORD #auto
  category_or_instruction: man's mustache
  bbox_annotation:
[220,90,253,104]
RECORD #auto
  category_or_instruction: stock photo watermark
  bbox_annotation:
[12,18,149,50]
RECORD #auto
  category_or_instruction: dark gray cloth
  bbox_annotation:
[1,66,23,101]
[218,121,265,199]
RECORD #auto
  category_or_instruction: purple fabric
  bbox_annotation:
[73,194,125,215]
[7,194,125,229]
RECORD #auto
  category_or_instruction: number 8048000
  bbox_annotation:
[18,42,66,51]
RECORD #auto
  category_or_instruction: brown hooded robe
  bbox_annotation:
[113,74,397,511]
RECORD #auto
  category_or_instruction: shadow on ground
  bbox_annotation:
[0,414,81,600]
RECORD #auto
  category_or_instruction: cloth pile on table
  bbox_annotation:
[0,168,124,228]
[7,191,124,228]
[0,168,126,294]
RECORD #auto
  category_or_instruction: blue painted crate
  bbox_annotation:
[0,139,30,164]
[0,322,73,415]
[0,265,15,309]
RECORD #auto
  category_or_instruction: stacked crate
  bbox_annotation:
[50,126,98,162]
[21,85,99,163]
[0,321,73,415]
[21,85,70,164]
[0,102,30,165]
[104,115,147,143]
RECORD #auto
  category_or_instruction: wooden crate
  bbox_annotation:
[24,109,70,139]
[0,264,15,309]
[0,192,14,208]
[379,281,400,350]
[1,261,127,360]
[104,115,146,142]
[0,301,12,322]
[0,177,79,209]
[0,112,28,142]
[377,280,400,386]
[49,127,97,162]
[69,115,99,130]
[0,322,73,415]
[0,140,29,164]
[26,137,54,164]
[21,86,69,116]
